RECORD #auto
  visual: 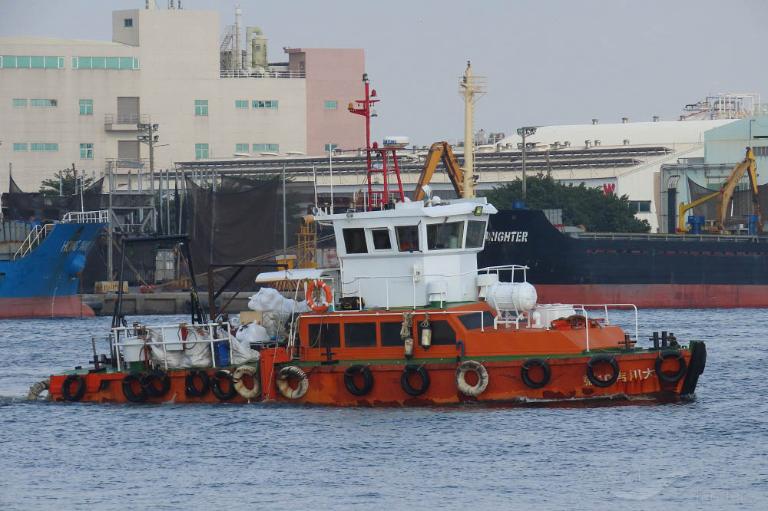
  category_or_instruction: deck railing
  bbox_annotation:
[13,224,54,260]
[110,322,233,371]
[62,210,109,224]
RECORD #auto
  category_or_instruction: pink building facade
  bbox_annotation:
[288,48,366,155]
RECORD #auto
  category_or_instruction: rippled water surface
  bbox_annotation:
[1,310,767,510]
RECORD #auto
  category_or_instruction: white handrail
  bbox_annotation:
[62,210,109,224]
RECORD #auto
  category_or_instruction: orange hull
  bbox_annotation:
[48,348,702,406]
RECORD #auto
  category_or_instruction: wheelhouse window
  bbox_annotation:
[343,228,367,254]
[427,221,464,250]
[371,228,392,250]
[344,323,376,347]
[308,323,340,348]
[419,319,456,345]
[380,322,403,346]
[466,220,486,248]
[458,311,495,330]
[395,225,420,252]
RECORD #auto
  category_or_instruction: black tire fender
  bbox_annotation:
[401,365,430,396]
[586,354,619,388]
[344,365,374,396]
[62,374,86,402]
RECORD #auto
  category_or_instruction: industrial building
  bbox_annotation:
[0,3,364,192]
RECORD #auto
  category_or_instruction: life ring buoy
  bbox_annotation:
[306,279,332,313]
[456,360,489,397]
[233,365,261,400]
[344,365,374,396]
[401,365,430,396]
[521,358,551,389]
[277,366,309,399]
[141,369,171,397]
[122,373,148,403]
[586,354,620,387]
[655,350,687,384]
[211,370,239,401]
[62,374,86,402]
[185,369,210,397]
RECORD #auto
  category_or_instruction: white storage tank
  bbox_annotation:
[486,282,537,312]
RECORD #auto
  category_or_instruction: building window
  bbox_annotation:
[12,143,28,152]
[324,100,338,110]
[79,99,93,116]
[72,56,139,70]
[195,143,209,160]
[235,99,248,109]
[235,143,249,153]
[30,143,59,152]
[80,143,94,160]
[325,143,338,152]
[754,146,768,157]
[194,100,208,116]
[252,143,279,153]
[124,18,133,28]
[629,200,652,213]
[12,98,27,108]
[30,99,57,107]
[1,55,64,69]
[252,99,278,109]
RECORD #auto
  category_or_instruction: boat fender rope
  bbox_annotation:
[122,373,149,403]
[401,364,430,396]
[62,374,86,402]
[27,379,50,401]
[343,365,374,396]
[521,358,551,389]
[456,360,489,397]
[185,369,210,397]
[586,354,620,387]
[141,369,171,397]
[233,365,261,400]
[655,350,687,384]
[277,366,309,400]
[211,370,239,401]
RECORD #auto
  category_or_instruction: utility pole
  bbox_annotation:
[138,122,159,232]
[517,126,537,201]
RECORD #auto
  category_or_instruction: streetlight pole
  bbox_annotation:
[517,126,537,201]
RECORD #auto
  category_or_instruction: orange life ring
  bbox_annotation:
[306,279,332,313]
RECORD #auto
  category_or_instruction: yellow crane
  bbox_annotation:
[677,147,763,233]
[412,142,465,201]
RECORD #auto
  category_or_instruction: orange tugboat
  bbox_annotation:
[35,196,706,406]
[32,71,705,406]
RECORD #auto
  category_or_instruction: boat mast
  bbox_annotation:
[460,61,485,198]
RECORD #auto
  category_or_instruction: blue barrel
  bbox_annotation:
[214,340,231,367]
[748,214,758,235]
[687,215,705,234]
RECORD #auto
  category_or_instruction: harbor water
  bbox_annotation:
[1,310,766,510]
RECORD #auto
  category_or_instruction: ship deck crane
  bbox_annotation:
[412,142,465,201]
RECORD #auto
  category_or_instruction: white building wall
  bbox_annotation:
[0,8,307,193]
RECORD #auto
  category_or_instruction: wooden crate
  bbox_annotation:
[94,281,129,294]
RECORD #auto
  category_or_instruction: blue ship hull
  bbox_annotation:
[0,222,105,318]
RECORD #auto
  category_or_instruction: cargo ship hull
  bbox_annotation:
[0,222,105,319]
[480,209,768,308]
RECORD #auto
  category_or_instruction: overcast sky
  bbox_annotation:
[1,0,767,145]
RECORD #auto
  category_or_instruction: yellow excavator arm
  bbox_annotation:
[677,190,720,232]
[412,142,465,201]
[717,147,762,232]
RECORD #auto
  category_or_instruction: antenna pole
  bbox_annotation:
[462,61,475,198]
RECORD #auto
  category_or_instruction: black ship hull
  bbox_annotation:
[480,209,768,308]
